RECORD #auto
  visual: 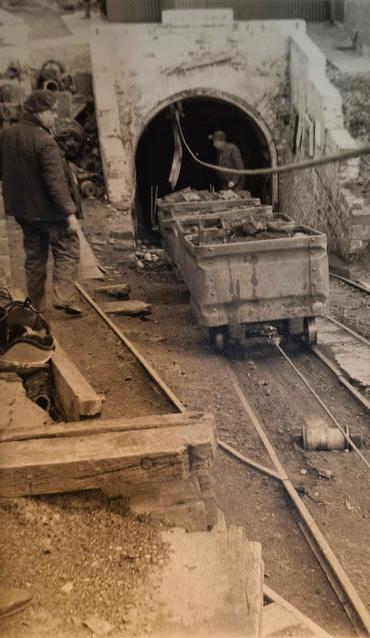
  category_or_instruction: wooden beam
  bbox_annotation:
[0,415,215,495]
[51,341,103,422]
[0,411,211,443]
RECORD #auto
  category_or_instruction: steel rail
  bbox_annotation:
[330,272,370,295]
[76,282,370,634]
[226,361,370,636]
[324,316,370,348]
[271,339,370,471]
[75,282,186,413]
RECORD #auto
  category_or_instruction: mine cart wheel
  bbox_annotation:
[208,328,226,354]
[214,331,225,354]
[303,317,318,345]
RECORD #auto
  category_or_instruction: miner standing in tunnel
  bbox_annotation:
[0,89,82,316]
[210,130,245,191]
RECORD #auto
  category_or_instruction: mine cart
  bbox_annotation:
[157,192,329,352]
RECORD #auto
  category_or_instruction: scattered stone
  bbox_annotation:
[103,301,152,317]
[345,501,354,512]
[318,468,334,480]
[61,581,74,594]
[300,469,307,475]
[41,537,52,554]
[136,260,144,269]
[83,615,115,636]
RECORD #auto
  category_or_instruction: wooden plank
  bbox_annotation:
[94,283,131,299]
[152,514,263,637]
[102,300,152,316]
[263,586,333,638]
[77,224,104,281]
[0,411,213,443]
[0,420,215,499]
[51,340,102,422]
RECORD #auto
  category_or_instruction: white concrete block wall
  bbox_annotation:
[283,32,369,259]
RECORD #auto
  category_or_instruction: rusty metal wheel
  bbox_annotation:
[214,332,225,355]
[303,317,318,345]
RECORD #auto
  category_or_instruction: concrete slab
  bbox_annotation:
[318,318,370,389]
[151,513,263,637]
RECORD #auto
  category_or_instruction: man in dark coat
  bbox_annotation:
[0,89,82,315]
[210,130,245,191]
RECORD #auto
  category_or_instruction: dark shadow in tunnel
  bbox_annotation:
[135,96,273,237]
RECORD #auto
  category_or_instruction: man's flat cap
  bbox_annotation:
[23,90,58,114]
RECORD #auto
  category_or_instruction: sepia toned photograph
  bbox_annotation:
[0,0,369,636]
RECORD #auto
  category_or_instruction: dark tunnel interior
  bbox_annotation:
[135,96,274,236]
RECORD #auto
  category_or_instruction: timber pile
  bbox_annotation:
[0,412,217,532]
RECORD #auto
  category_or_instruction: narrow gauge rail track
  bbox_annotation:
[76,282,370,637]
[329,272,370,296]
[313,317,370,414]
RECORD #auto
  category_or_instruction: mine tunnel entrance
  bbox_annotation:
[135,95,276,237]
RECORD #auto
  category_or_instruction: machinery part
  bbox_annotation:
[303,317,318,345]
[80,179,97,198]
[59,73,77,94]
[37,59,65,91]
[56,121,86,158]
[303,423,347,451]
[24,369,51,413]
[214,331,225,354]
[5,61,21,80]
[43,78,60,92]
[0,85,13,103]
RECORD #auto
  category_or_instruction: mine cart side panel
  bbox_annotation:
[180,233,329,327]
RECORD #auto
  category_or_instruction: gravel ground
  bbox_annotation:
[0,494,168,638]
[2,199,369,637]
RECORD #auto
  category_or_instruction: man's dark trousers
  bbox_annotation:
[18,218,80,312]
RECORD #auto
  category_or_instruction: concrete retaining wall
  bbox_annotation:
[280,32,369,259]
